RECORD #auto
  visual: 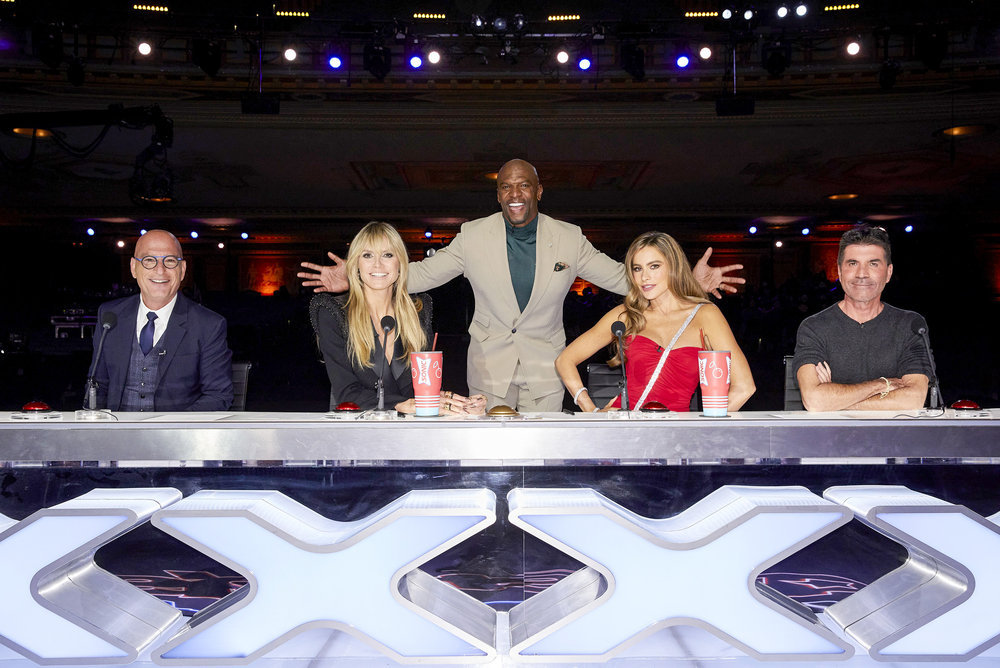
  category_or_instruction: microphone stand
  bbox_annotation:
[915,322,941,409]
[76,314,116,421]
[369,315,397,419]
[611,321,630,414]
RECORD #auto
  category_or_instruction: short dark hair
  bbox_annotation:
[838,224,892,266]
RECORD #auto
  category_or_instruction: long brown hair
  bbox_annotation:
[609,231,708,365]
[344,221,426,369]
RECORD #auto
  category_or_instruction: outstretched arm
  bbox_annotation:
[555,307,624,412]
[693,247,745,299]
[298,252,349,293]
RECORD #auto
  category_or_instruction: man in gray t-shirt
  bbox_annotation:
[792,225,930,411]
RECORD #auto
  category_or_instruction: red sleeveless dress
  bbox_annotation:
[610,336,701,412]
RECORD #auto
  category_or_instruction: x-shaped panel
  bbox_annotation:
[150,488,497,664]
[506,485,854,662]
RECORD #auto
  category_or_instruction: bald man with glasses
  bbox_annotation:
[88,229,233,412]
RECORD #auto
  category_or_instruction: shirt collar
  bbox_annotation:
[137,293,178,330]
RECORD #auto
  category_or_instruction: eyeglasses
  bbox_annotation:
[134,255,184,270]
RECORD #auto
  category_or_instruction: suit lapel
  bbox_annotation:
[158,294,189,375]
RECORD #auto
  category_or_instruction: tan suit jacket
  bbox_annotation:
[409,212,628,399]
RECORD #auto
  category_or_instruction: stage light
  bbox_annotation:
[87,228,95,236]
[408,53,423,68]
[749,226,758,234]
[140,229,148,235]
[905,224,913,233]
[424,227,433,239]
[190,231,198,239]
[117,240,126,248]
[777,5,789,18]
[801,227,810,235]
[676,54,690,68]
[796,3,808,16]
[775,240,784,248]
[471,14,485,29]
[328,54,343,69]
[427,48,441,64]
[556,49,570,64]
[191,38,221,76]
[743,8,755,20]
[283,47,297,62]
[577,45,593,71]
[493,16,507,32]
[137,41,153,56]
[846,39,861,56]
[721,8,734,19]
[240,232,249,240]
[513,14,526,32]
[218,242,225,249]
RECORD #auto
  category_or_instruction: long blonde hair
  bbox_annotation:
[344,221,426,369]
[610,231,708,365]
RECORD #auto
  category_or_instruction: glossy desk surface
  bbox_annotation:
[1,409,996,465]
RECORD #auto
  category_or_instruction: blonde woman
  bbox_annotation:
[556,232,755,412]
[310,222,484,414]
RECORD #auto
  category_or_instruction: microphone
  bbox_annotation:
[376,315,396,411]
[611,320,630,411]
[84,311,117,410]
[911,315,941,409]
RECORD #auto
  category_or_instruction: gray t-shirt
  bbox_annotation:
[792,303,932,384]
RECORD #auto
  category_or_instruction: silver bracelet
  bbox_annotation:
[572,387,588,406]
[878,376,891,399]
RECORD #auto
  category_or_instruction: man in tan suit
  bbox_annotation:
[300,159,742,411]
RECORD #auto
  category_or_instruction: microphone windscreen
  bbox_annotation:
[611,320,626,337]
[910,315,927,335]
[381,315,396,332]
[101,311,118,330]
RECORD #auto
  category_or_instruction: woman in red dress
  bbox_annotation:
[556,232,755,412]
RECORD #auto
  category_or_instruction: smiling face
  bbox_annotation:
[496,160,543,227]
[130,230,186,310]
[630,245,673,303]
[356,237,401,293]
[838,243,892,306]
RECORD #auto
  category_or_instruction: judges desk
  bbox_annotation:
[1,409,999,668]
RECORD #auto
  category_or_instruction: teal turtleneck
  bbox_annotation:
[505,214,538,313]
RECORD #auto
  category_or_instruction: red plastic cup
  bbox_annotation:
[410,351,443,416]
[698,350,732,417]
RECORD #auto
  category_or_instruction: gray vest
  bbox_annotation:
[121,332,162,411]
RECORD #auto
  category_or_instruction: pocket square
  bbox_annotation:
[554,262,569,272]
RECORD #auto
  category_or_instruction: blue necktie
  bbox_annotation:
[140,312,157,356]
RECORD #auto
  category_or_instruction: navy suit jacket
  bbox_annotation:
[91,293,234,411]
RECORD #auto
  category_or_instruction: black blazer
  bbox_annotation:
[310,293,433,410]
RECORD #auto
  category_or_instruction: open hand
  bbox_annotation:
[297,252,348,293]
[693,247,745,299]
